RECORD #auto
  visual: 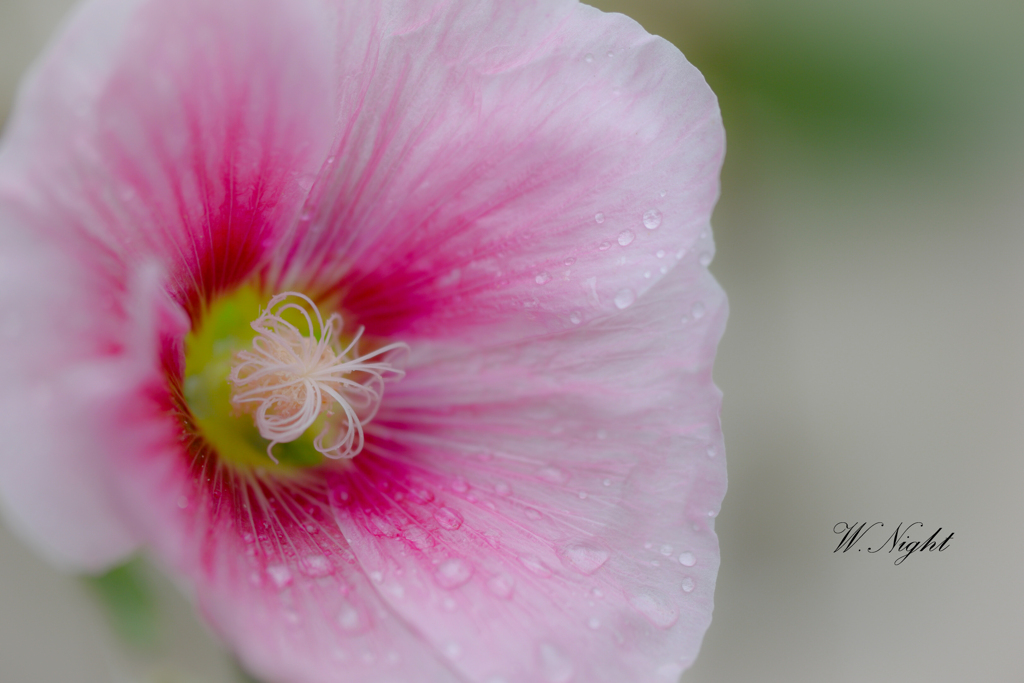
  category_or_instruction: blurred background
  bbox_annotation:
[2,0,1022,681]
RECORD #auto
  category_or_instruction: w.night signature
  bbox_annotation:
[833,522,953,565]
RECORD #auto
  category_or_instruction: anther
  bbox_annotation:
[227,292,407,462]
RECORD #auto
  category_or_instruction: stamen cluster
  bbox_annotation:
[227,292,407,462]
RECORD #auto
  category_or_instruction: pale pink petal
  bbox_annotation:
[0,0,337,314]
[275,1,723,341]
[330,256,727,683]
[114,444,465,683]
[0,0,336,568]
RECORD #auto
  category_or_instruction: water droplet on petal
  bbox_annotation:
[267,565,293,589]
[560,544,609,575]
[451,477,469,493]
[434,507,464,530]
[588,617,601,630]
[495,482,512,496]
[436,558,473,589]
[598,241,611,251]
[177,496,188,509]
[537,466,567,483]
[643,209,662,230]
[337,603,361,631]
[706,445,717,458]
[678,551,696,567]
[691,302,706,319]
[681,577,695,593]
[535,272,552,285]
[584,53,594,63]
[525,508,543,521]
[564,257,576,266]
[617,229,635,246]
[656,249,666,259]
[577,491,588,499]
[444,642,462,659]
[300,554,334,577]
[487,573,516,599]
[659,190,667,198]
[519,555,552,577]
[629,590,679,628]
[370,570,384,583]
[539,643,575,683]
[660,545,673,557]
[614,289,635,309]
[409,488,434,504]
[699,252,712,266]
[569,311,582,325]
[595,212,605,224]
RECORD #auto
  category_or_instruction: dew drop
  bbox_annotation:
[300,554,334,577]
[591,587,604,599]
[706,445,717,458]
[569,311,582,325]
[598,241,611,251]
[436,558,473,589]
[495,482,512,496]
[370,571,384,583]
[660,544,673,557]
[451,477,469,493]
[588,617,601,630]
[537,466,567,483]
[629,590,679,628]
[305,523,318,534]
[519,555,552,577]
[444,642,462,660]
[442,596,457,612]
[678,551,696,567]
[560,544,609,575]
[617,229,635,246]
[539,643,575,683]
[602,478,612,487]
[595,212,605,223]
[337,603,361,631]
[434,507,464,530]
[699,252,712,267]
[525,508,543,521]
[681,577,695,593]
[535,272,552,285]
[642,209,662,230]
[267,565,293,589]
[659,190,667,198]
[691,302,706,319]
[409,488,434,504]
[577,491,588,499]
[487,573,516,599]
[177,496,188,509]
[613,289,635,309]
[564,256,576,266]
[644,271,652,279]
[656,249,665,259]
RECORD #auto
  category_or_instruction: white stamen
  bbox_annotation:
[227,292,408,462]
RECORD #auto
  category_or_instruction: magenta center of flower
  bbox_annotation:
[226,292,408,463]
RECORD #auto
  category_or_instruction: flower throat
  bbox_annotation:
[183,286,407,468]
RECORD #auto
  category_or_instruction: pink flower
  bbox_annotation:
[0,0,726,681]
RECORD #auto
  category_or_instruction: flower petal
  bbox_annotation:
[0,0,337,566]
[331,256,727,683]
[275,0,723,341]
[0,0,337,313]
[116,445,466,683]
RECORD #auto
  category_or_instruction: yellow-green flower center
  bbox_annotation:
[183,286,407,469]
